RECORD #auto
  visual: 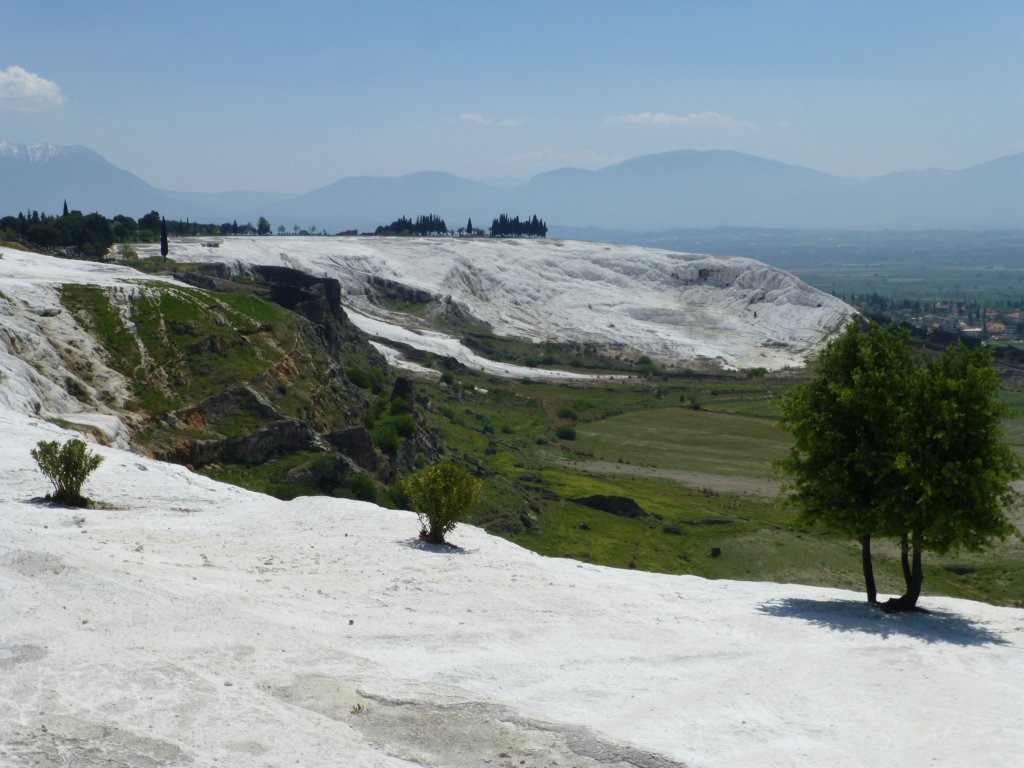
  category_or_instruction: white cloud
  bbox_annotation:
[456,113,525,127]
[0,66,64,111]
[606,111,751,131]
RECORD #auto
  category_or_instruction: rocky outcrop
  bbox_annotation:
[166,385,285,431]
[570,495,648,519]
[368,275,437,305]
[252,265,379,363]
[155,418,315,466]
[325,427,378,472]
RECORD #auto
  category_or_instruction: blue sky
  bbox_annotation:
[2,0,1021,192]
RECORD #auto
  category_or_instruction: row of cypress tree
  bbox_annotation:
[373,213,548,238]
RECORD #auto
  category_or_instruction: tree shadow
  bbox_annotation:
[757,597,1010,647]
[398,537,471,555]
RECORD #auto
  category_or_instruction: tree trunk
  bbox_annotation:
[859,534,877,604]
[885,531,924,612]
[899,532,912,588]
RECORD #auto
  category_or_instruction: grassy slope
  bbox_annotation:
[60,278,385,474]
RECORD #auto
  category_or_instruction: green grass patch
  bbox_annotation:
[571,407,790,477]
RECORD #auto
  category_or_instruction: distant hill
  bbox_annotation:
[513,149,1024,230]
[0,141,191,220]
[258,171,502,234]
[2,140,1021,231]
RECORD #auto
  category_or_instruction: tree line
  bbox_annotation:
[489,213,547,238]
[374,214,448,236]
[373,213,547,238]
[0,207,276,257]
[1,204,550,257]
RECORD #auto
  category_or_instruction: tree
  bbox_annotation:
[403,462,482,545]
[63,199,69,216]
[160,217,168,262]
[778,322,1019,610]
[884,341,1018,610]
[31,438,104,507]
[778,322,913,603]
[139,210,162,235]
[257,216,271,236]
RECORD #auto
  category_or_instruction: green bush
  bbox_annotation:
[340,473,378,503]
[556,425,577,440]
[371,422,400,454]
[391,413,416,438]
[403,462,483,544]
[557,405,578,420]
[31,438,104,507]
[347,368,373,389]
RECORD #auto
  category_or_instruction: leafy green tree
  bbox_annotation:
[403,462,482,544]
[779,322,1019,610]
[779,322,913,603]
[885,341,1019,609]
[257,216,271,236]
[139,210,160,232]
[31,438,104,507]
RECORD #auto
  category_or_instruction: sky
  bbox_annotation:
[2,0,1022,193]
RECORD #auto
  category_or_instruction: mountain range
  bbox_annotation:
[2,139,1022,232]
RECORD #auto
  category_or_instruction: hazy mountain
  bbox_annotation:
[0,141,296,223]
[256,171,503,233]
[514,149,1024,230]
[0,141,191,220]
[162,189,295,222]
[2,140,1021,231]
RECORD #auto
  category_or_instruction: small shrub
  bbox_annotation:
[403,462,482,544]
[341,473,378,503]
[556,405,578,420]
[118,244,139,261]
[310,455,346,493]
[346,368,373,389]
[440,371,455,386]
[371,422,400,454]
[31,438,103,507]
[390,413,416,438]
[555,425,577,440]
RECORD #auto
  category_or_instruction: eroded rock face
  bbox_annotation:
[325,427,378,472]
[155,419,315,466]
[251,265,357,360]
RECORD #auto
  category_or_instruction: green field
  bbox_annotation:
[571,407,789,477]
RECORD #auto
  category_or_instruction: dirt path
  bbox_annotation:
[566,459,782,498]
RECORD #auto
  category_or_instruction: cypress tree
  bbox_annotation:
[160,218,168,262]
